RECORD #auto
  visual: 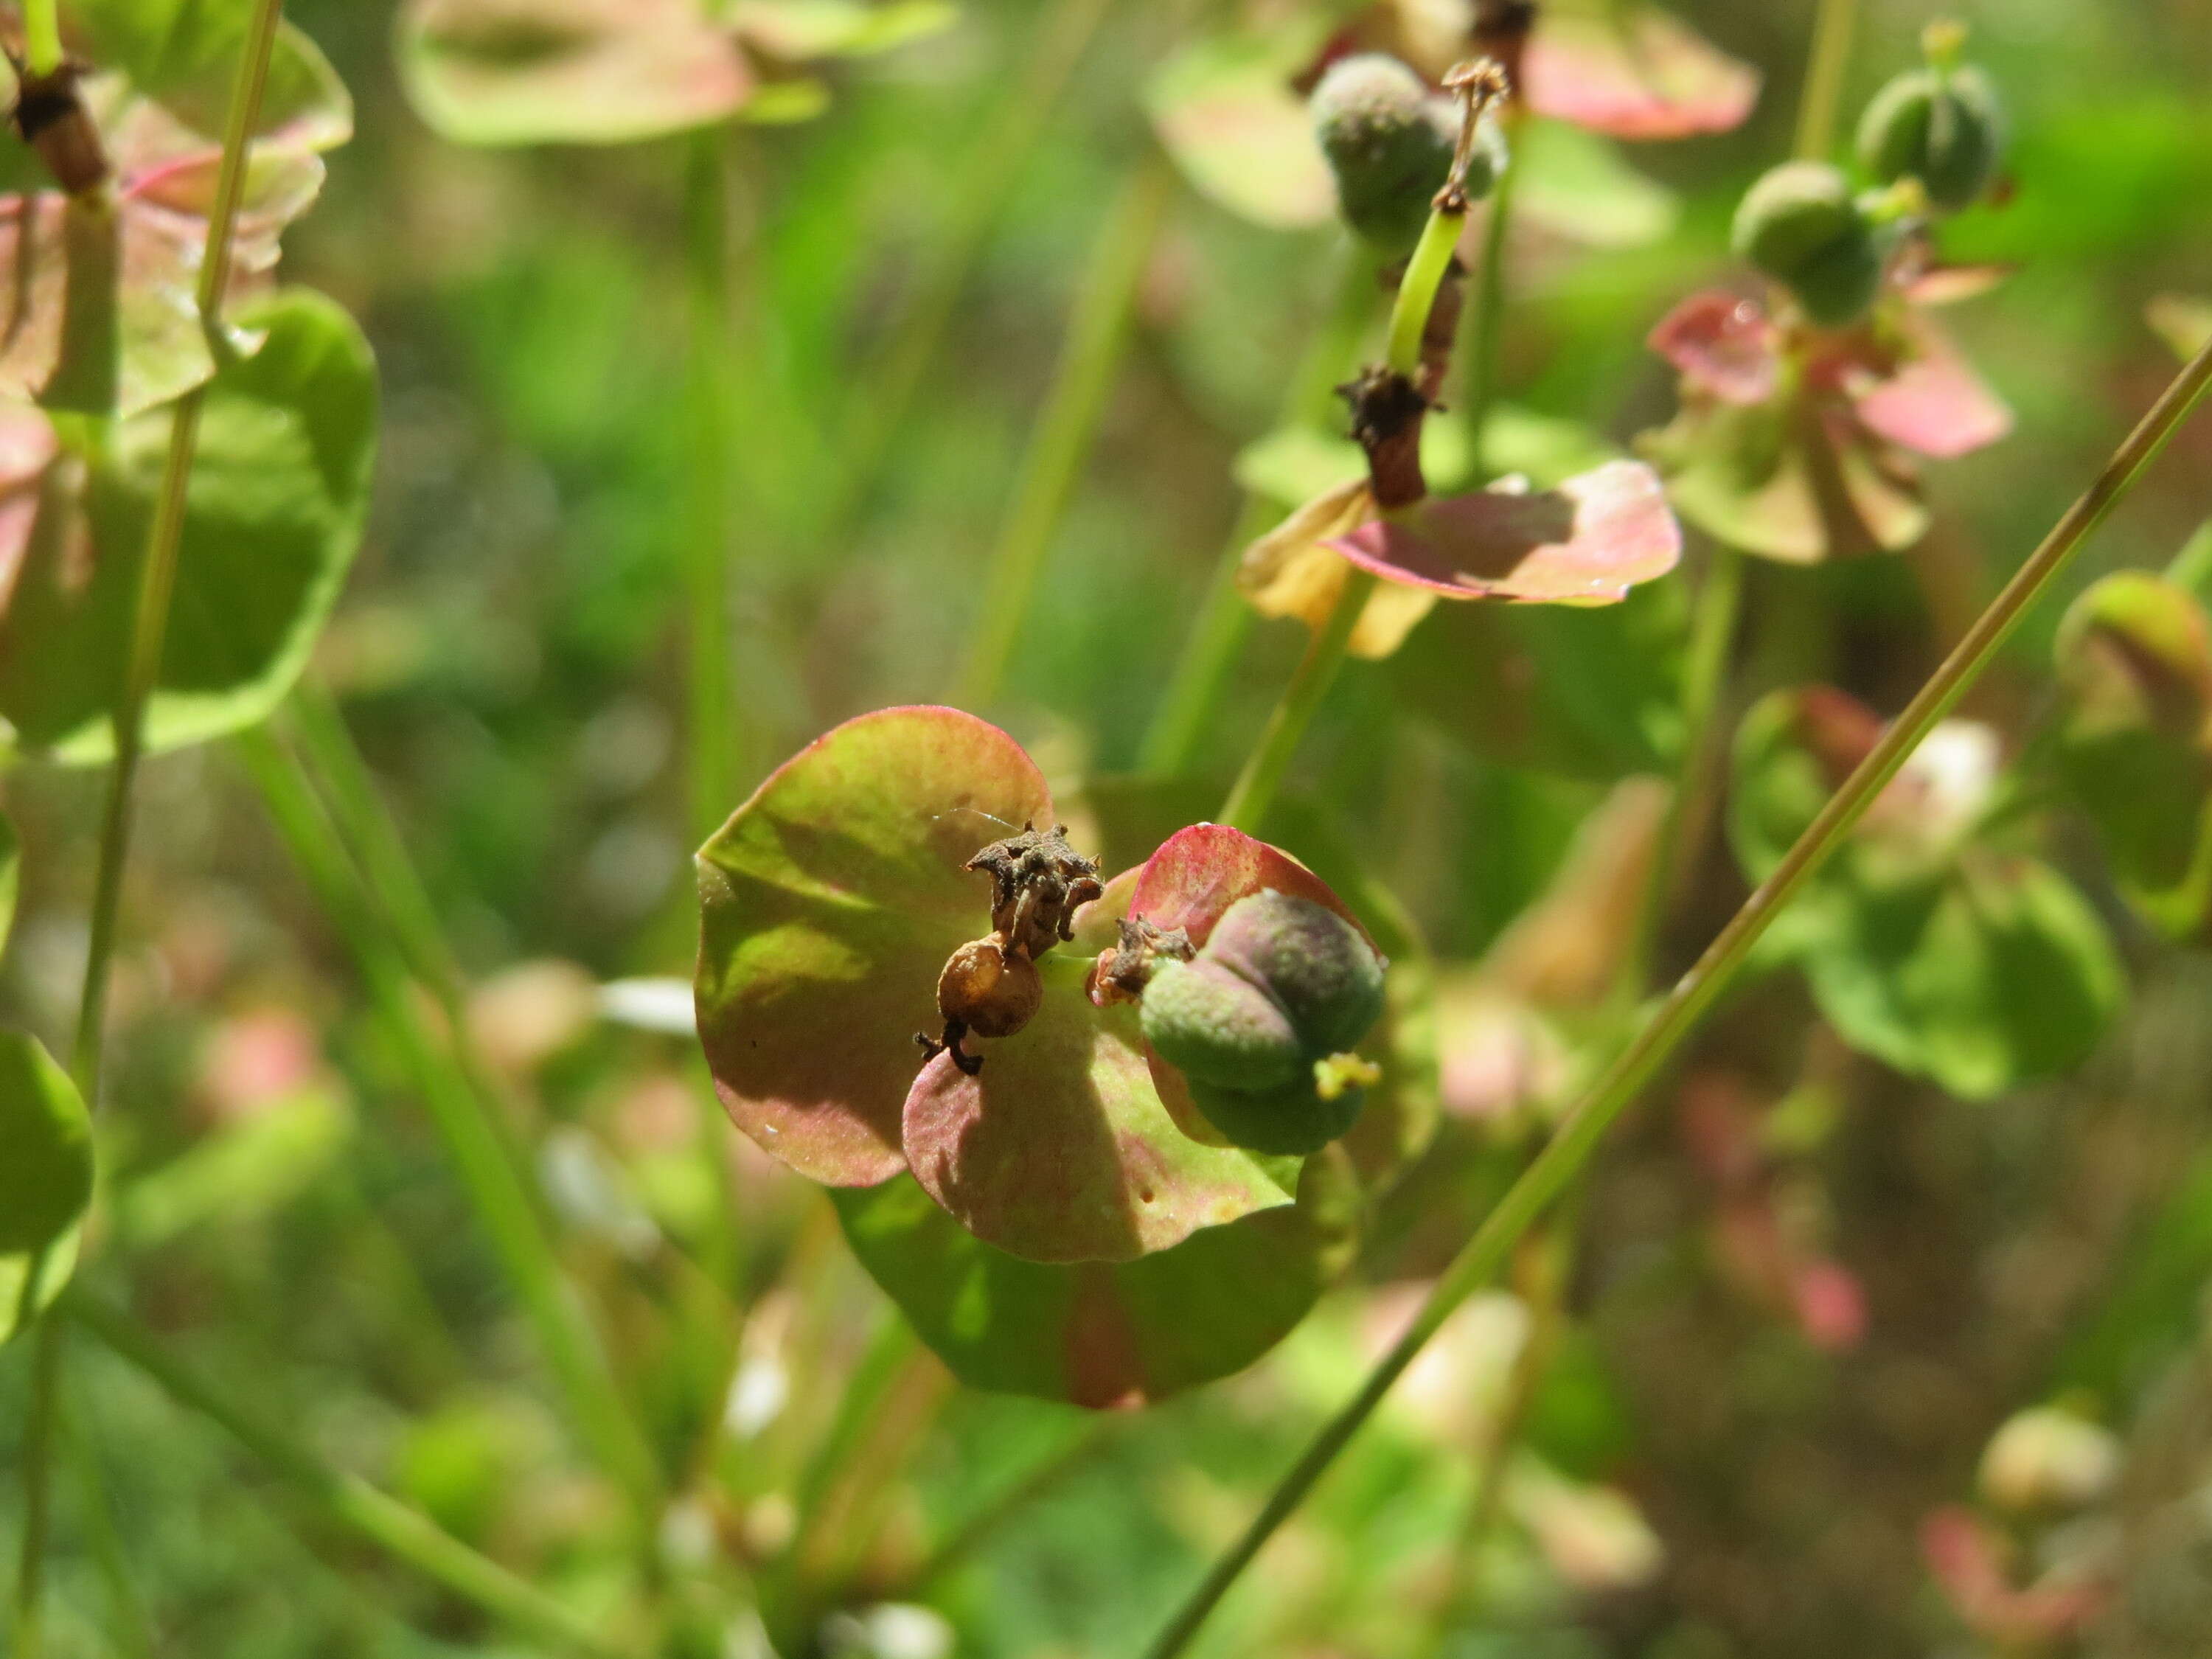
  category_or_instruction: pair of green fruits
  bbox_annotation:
[1736,51,2008,327]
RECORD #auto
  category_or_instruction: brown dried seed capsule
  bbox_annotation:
[936,934,1043,1040]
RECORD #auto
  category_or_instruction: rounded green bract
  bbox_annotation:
[1189,1071,1365,1159]
[1856,65,2005,212]
[1311,53,1460,259]
[1731,161,1884,327]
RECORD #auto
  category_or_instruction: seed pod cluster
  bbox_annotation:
[1857,51,2005,213]
[1139,890,1387,1155]
[921,824,1102,1076]
[1311,54,1499,260]
[1731,161,1885,329]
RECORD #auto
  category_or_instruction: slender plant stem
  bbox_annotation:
[835,0,1116,518]
[10,1316,63,1657]
[234,727,665,1518]
[1458,133,1519,476]
[684,128,744,846]
[1793,0,1862,161]
[1141,333,2212,1659]
[58,1391,152,1659]
[1138,246,1382,776]
[1218,568,1376,834]
[63,1293,638,1659]
[18,11,287,1649]
[21,0,61,75]
[1214,190,1471,832]
[955,156,1172,706]
[1633,542,1745,980]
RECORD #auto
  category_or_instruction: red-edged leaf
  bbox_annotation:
[1328,460,1681,604]
[1648,290,1780,406]
[1849,324,2012,460]
[1523,4,1760,142]
[694,706,1053,1188]
[900,976,1299,1265]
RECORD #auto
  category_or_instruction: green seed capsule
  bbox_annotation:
[1856,65,2004,212]
[1731,161,1884,328]
[1189,1068,1365,1158]
[1201,891,1386,1061]
[1140,959,1304,1093]
[1311,54,1462,259]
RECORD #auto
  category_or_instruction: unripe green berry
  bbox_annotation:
[1140,891,1387,1155]
[1731,161,1884,328]
[1202,891,1386,1061]
[1140,959,1304,1093]
[1856,64,2004,213]
[1189,1068,1365,1158]
[1311,54,1460,259]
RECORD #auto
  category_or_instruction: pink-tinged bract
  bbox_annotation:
[694,706,1054,1189]
[1326,460,1682,605]
[1523,4,1760,142]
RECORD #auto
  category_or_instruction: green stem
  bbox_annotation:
[58,1390,152,1659]
[1138,245,1382,777]
[234,727,665,1520]
[21,0,62,75]
[1793,0,1862,161]
[1458,129,1519,476]
[9,1317,63,1657]
[1217,568,1375,833]
[21,10,286,1647]
[684,129,744,846]
[1141,330,2212,1659]
[1632,542,1745,983]
[1387,206,1464,380]
[835,0,1116,518]
[954,156,1172,707]
[63,1293,638,1659]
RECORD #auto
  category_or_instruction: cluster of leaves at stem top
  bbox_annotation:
[0,0,377,765]
[0,0,372,1339]
[694,706,1402,1407]
[1643,22,2015,566]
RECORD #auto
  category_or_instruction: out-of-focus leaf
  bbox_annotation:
[1849,323,2014,461]
[833,1153,1357,1408]
[730,1,957,60]
[71,4,353,151]
[2149,293,2212,361]
[114,1088,350,1246]
[1144,29,1335,232]
[1237,478,1439,660]
[0,290,378,760]
[1514,118,1679,248]
[0,1029,93,1344]
[1730,687,2122,1098]
[0,406,55,622]
[1483,775,1670,1008]
[1522,2,1759,142]
[1389,572,1687,780]
[397,0,754,147]
[1235,405,1615,509]
[696,706,1054,1189]
[2055,573,2212,939]
[0,809,15,953]
[1649,289,1781,406]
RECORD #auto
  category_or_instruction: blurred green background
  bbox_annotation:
[4,1,2212,1655]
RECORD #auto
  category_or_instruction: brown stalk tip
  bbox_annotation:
[964,823,1104,963]
[1340,365,1433,509]
[7,53,111,197]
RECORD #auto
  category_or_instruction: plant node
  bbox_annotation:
[1340,366,1434,509]
[4,49,109,196]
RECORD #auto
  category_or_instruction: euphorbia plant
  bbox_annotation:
[694,704,1399,1399]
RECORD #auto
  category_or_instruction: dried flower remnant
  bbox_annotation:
[917,824,1104,1076]
[1091,914,1196,1007]
[6,49,109,195]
